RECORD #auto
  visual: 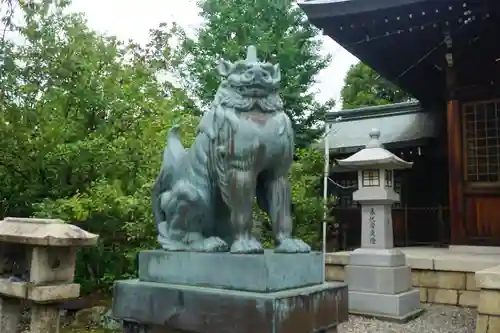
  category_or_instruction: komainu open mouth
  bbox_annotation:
[235,85,268,96]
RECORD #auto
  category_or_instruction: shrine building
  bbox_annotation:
[299,0,500,248]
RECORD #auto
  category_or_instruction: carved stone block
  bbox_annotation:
[29,246,77,284]
[138,249,323,292]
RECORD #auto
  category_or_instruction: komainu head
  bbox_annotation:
[217,45,281,98]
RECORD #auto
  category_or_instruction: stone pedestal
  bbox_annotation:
[345,219,422,321]
[113,250,348,333]
[346,249,421,321]
[138,249,324,292]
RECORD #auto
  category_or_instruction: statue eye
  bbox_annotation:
[261,64,273,72]
[232,65,245,74]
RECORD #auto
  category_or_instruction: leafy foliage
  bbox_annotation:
[149,0,334,147]
[0,0,197,291]
[341,62,413,109]
[288,148,328,248]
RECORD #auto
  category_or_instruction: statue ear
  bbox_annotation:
[217,59,234,77]
[272,63,281,82]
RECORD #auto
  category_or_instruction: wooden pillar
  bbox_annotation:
[445,33,466,244]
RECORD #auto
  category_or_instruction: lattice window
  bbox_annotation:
[463,101,500,183]
[362,169,380,187]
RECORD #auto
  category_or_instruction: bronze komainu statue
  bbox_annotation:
[152,46,311,254]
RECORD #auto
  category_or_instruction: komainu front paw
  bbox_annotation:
[157,222,189,251]
[183,232,205,245]
[230,236,264,254]
[275,238,311,253]
[191,236,229,252]
[159,239,189,251]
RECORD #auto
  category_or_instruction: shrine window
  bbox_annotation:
[463,100,500,185]
[362,169,380,187]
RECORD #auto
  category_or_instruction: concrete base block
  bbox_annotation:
[346,265,411,294]
[113,280,348,333]
[349,289,423,322]
[349,248,406,267]
[138,249,323,292]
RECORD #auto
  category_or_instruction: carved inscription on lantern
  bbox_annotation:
[369,208,376,245]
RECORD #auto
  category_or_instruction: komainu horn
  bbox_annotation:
[152,45,311,254]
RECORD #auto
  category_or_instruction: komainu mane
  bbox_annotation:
[152,45,310,254]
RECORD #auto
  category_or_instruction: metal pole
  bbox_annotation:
[322,221,327,283]
[322,124,330,283]
[320,117,341,283]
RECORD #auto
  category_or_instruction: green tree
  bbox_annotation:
[0,0,197,291]
[149,0,334,148]
[341,62,413,109]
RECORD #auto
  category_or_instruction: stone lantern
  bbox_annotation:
[0,217,98,333]
[336,128,422,321]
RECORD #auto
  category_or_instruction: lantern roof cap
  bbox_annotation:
[336,128,413,170]
[0,217,98,246]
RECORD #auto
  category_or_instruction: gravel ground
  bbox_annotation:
[338,304,477,333]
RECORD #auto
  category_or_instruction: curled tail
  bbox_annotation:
[152,124,186,225]
[164,124,186,165]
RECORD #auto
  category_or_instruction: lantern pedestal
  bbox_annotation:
[345,209,422,321]
[348,289,422,322]
[335,129,423,322]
